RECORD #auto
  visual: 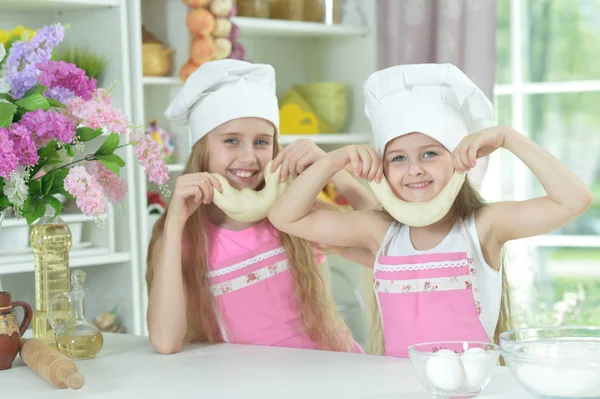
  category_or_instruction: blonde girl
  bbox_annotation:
[146,60,376,354]
[268,63,592,357]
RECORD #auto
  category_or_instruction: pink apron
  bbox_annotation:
[373,219,490,357]
[206,221,362,353]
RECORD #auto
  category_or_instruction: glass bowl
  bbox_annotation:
[408,341,500,398]
[500,326,600,398]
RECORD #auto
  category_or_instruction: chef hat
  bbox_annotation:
[363,63,494,154]
[165,59,279,144]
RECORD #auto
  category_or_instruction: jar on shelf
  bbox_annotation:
[238,0,271,18]
[304,0,341,24]
[270,0,304,21]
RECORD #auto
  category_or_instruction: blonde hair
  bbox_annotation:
[146,134,354,352]
[368,180,514,356]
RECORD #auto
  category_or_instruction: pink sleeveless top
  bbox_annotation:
[205,219,363,353]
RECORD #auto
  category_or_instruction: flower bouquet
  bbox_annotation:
[0,23,169,225]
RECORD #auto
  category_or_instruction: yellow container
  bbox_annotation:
[279,88,335,134]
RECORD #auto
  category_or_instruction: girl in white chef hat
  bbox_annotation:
[145,59,376,354]
[269,63,592,357]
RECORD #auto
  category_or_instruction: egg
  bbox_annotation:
[425,349,464,391]
[461,347,496,389]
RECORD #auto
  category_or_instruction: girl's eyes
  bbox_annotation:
[224,139,270,146]
[392,151,437,162]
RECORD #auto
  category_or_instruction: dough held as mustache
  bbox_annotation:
[368,172,466,227]
[211,160,290,223]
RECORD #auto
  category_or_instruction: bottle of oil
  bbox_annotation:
[49,270,103,359]
[30,205,72,348]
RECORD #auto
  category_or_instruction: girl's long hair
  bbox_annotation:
[146,135,355,352]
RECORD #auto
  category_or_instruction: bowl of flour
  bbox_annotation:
[500,326,600,398]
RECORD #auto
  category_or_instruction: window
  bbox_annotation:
[485,0,600,328]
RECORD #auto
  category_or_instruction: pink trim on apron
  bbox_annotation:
[373,219,489,357]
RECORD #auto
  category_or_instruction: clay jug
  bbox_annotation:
[142,43,174,77]
[0,291,32,370]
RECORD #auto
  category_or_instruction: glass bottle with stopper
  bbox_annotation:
[48,270,104,359]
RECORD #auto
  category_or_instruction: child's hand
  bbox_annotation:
[452,127,506,173]
[330,145,383,182]
[271,139,326,181]
[168,173,223,227]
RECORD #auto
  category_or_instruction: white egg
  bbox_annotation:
[425,349,464,391]
[460,347,496,389]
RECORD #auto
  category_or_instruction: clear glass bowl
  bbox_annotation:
[408,341,500,398]
[500,326,600,399]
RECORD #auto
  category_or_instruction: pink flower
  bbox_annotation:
[130,129,169,185]
[36,60,97,101]
[0,128,18,178]
[85,161,127,203]
[9,124,39,167]
[65,89,128,135]
[19,108,76,144]
[64,166,106,218]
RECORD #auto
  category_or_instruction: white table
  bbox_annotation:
[3,333,533,399]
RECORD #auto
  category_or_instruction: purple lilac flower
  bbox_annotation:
[9,124,39,167]
[19,108,76,145]
[45,86,75,104]
[36,60,97,101]
[5,23,65,99]
[0,128,18,178]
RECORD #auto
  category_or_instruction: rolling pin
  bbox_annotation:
[19,338,85,390]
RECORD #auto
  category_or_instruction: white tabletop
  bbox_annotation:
[3,333,533,399]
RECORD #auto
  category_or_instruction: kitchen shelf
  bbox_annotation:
[279,133,373,145]
[0,0,120,11]
[232,17,367,38]
[0,249,131,275]
[142,76,182,86]
[1,213,108,228]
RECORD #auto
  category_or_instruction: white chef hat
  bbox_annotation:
[363,63,494,154]
[165,59,279,144]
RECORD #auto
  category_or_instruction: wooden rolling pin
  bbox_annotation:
[19,338,85,390]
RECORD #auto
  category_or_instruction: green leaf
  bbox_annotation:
[23,196,46,225]
[77,127,103,142]
[95,133,120,156]
[47,98,66,109]
[50,169,69,192]
[97,153,126,168]
[41,173,56,196]
[44,195,63,219]
[0,102,18,128]
[23,84,48,98]
[38,140,59,158]
[65,144,74,158]
[0,93,14,102]
[0,195,10,208]
[99,159,120,176]
[29,179,42,196]
[41,159,64,166]
[15,93,51,112]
